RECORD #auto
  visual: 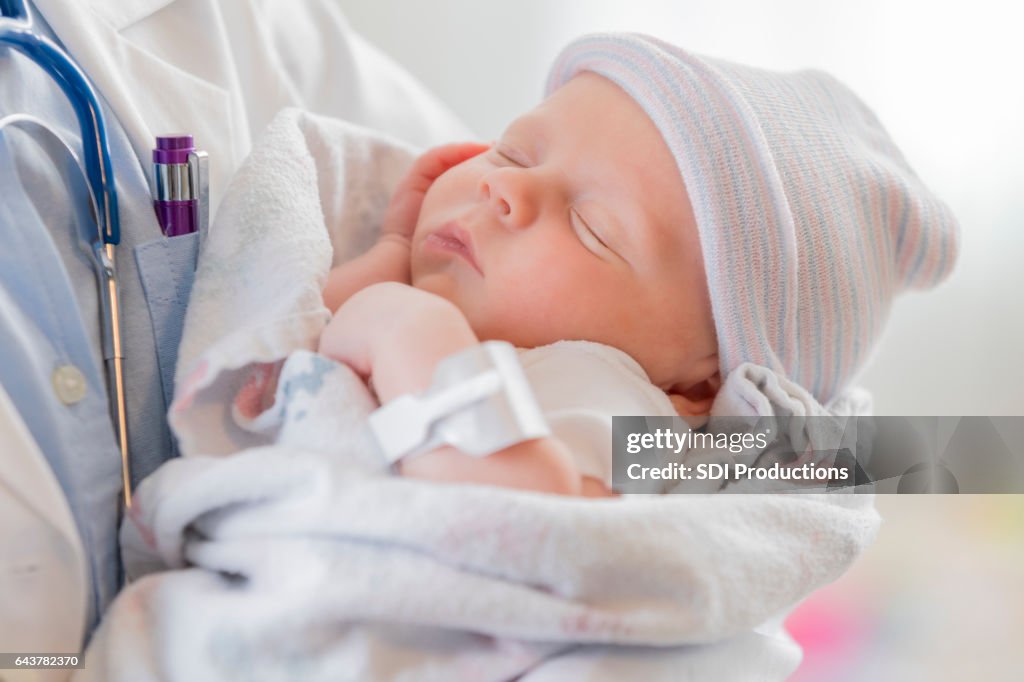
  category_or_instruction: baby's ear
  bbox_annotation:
[666,372,721,429]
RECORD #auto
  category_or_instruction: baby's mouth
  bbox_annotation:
[425,222,483,275]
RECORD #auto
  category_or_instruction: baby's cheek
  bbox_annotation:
[474,282,572,347]
[416,167,472,229]
[409,189,440,239]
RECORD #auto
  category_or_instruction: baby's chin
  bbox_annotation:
[411,269,456,302]
[411,271,482,327]
[411,273,522,347]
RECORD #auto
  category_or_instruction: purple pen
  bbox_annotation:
[153,134,209,237]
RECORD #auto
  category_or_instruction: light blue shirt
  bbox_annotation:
[0,3,196,637]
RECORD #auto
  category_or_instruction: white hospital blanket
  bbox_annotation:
[78,109,880,681]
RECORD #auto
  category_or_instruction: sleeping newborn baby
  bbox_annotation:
[318,71,712,497]
[316,33,959,497]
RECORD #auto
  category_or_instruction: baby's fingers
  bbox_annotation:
[407,141,492,189]
[383,141,490,238]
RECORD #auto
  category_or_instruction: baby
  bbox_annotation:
[317,33,959,497]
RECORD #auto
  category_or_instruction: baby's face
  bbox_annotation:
[410,72,717,391]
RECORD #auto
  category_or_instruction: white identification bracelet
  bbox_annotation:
[368,341,551,465]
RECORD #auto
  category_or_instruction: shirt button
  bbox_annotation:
[53,364,88,405]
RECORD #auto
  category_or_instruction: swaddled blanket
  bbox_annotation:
[79,109,880,681]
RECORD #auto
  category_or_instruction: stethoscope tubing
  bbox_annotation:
[1,0,132,508]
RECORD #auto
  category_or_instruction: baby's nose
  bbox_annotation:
[481,181,512,216]
[479,172,537,228]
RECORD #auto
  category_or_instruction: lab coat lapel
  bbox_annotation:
[82,0,176,31]
[32,0,239,211]
[0,383,88,656]
[0,383,87,589]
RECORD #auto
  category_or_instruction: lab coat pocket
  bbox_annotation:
[134,232,200,413]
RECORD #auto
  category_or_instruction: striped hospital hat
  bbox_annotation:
[546,33,960,405]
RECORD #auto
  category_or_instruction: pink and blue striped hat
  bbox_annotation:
[546,33,960,405]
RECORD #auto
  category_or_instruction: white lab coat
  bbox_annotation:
[0,0,469,676]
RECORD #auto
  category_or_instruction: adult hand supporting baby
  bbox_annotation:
[322,141,490,313]
[319,281,584,496]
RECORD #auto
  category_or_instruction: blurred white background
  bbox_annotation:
[338,0,1024,415]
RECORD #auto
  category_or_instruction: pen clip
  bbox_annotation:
[187,149,209,249]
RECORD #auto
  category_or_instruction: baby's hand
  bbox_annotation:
[320,282,612,498]
[322,142,488,313]
[381,141,491,242]
[319,281,475,398]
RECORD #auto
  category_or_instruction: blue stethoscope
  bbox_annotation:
[0,0,132,506]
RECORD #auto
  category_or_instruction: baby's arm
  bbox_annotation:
[321,235,411,314]
[319,282,586,496]
[322,142,490,313]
